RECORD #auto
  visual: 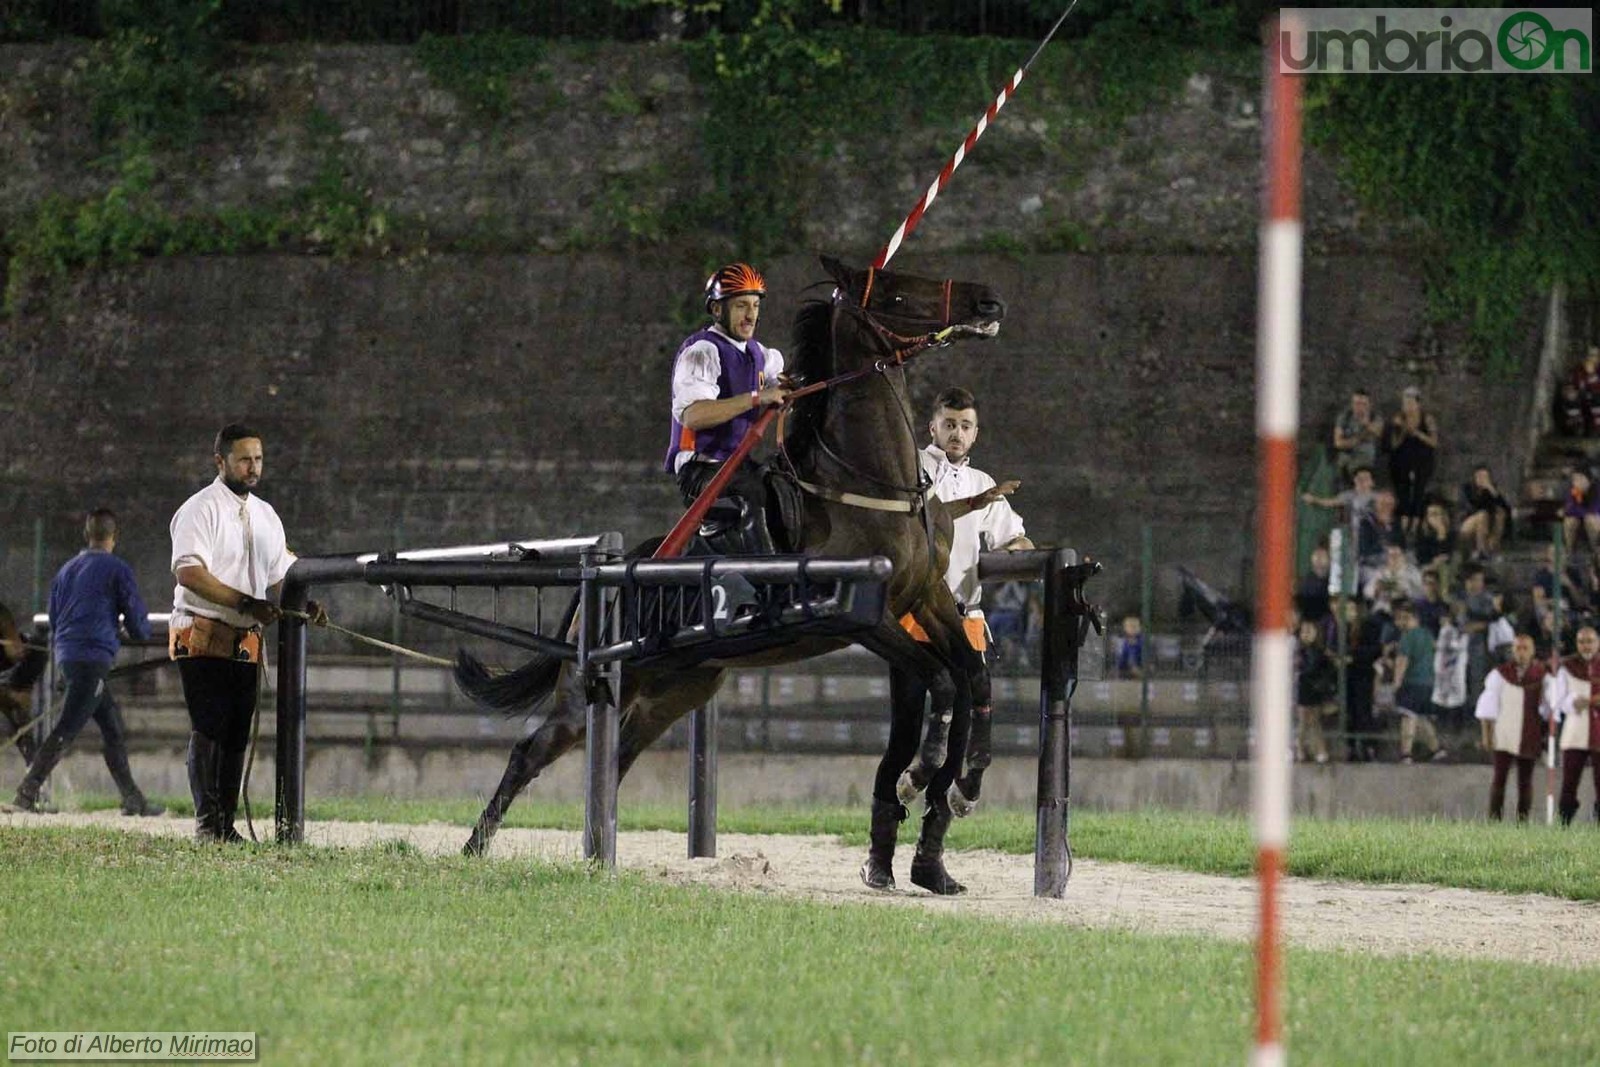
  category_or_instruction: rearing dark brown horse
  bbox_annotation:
[454,255,1004,893]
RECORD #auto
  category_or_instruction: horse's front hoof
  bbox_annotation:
[949,782,977,819]
[462,823,495,857]
[895,769,926,805]
[860,856,896,891]
[910,854,967,896]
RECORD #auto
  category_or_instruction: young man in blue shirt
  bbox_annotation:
[9,509,163,815]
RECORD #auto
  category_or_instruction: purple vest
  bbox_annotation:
[663,329,768,471]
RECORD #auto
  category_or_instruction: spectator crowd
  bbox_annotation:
[1287,364,1600,782]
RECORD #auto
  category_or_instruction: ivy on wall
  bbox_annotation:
[1307,75,1600,370]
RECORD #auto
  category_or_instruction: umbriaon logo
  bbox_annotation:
[1281,8,1592,73]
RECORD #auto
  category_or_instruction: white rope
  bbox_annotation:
[280,609,454,668]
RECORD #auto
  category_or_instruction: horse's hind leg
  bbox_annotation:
[463,715,583,856]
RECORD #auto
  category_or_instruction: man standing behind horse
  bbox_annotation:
[664,262,791,554]
[866,386,1032,895]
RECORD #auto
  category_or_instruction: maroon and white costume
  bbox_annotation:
[1554,652,1600,825]
[1473,660,1552,821]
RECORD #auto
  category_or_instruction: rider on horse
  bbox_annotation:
[664,262,791,555]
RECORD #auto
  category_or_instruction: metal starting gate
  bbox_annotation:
[274,536,1098,898]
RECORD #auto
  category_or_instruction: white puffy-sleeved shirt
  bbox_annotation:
[918,444,1027,616]
[669,325,784,471]
[1473,665,1555,722]
[170,477,296,629]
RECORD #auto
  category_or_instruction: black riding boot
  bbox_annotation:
[188,732,225,841]
[10,731,70,813]
[951,704,993,818]
[860,798,907,891]
[1560,800,1579,827]
[104,741,164,816]
[217,747,249,843]
[910,798,967,896]
[737,498,777,556]
[897,706,953,804]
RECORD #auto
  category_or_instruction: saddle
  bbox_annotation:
[694,470,805,555]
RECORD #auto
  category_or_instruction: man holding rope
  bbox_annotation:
[169,424,323,842]
[664,262,791,555]
[8,510,163,816]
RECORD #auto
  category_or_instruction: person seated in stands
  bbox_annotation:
[1458,465,1512,562]
[1115,614,1145,679]
[1302,465,1375,524]
[1533,542,1587,613]
[1364,544,1424,618]
[1332,388,1384,487]
[1567,345,1600,438]
[1413,500,1457,576]
[1415,569,1449,636]
[1561,467,1600,557]
[1295,545,1333,625]
[1459,563,1498,700]
[1358,491,1405,586]
[1341,597,1391,762]
[985,580,1031,667]
[1521,586,1568,659]
[1393,601,1446,764]
[1294,617,1339,764]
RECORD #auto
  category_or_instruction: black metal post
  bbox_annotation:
[688,699,719,858]
[1034,551,1071,897]
[581,547,619,867]
[277,555,365,844]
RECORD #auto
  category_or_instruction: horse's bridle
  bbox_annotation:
[781,274,968,515]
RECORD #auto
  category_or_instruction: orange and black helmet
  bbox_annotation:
[704,262,766,312]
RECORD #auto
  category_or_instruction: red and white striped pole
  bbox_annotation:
[873,0,1080,269]
[1252,15,1303,1067]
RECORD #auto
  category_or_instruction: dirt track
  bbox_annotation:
[6,810,1598,969]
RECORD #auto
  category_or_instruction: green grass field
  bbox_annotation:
[2,827,1595,1067]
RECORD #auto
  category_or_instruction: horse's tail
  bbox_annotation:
[453,589,580,716]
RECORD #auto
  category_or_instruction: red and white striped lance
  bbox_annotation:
[1252,15,1304,1067]
[873,0,1081,270]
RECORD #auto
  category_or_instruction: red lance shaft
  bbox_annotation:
[655,4,1079,559]
[873,0,1081,269]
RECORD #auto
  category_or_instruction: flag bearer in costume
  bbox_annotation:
[664,263,790,554]
[1553,625,1600,825]
[1473,632,1553,822]
[865,386,1031,895]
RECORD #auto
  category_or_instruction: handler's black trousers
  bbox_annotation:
[177,657,259,751]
